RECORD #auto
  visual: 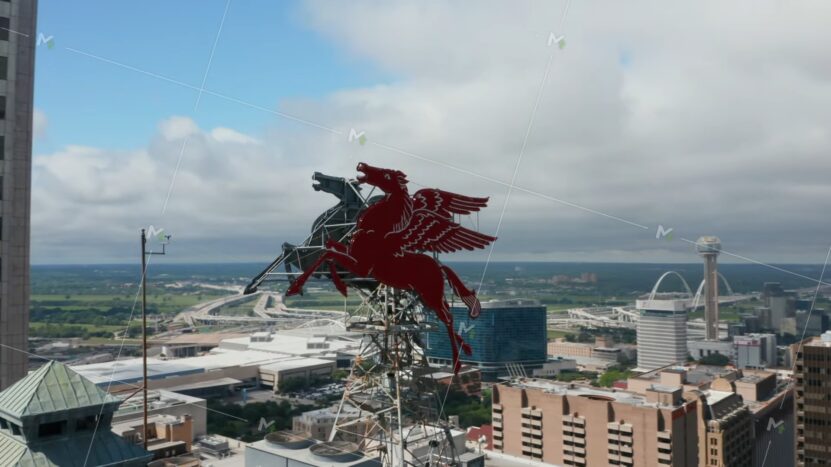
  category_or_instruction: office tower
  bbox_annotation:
[424,299,547,381]
[795,331,831,466]
[492,379,698,466]
[0,0,37,390]
[636,297,688,371]
[696,236,722,341]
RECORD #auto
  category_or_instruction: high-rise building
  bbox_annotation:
[636,297,689,371]
[0,0,37,390]
[424,299,547,381]
[492,379,698,466]
[696,236,722,341]
[795,331,831,466]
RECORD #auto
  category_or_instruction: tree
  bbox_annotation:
[598,369,632,387]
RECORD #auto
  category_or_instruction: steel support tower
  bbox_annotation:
[329,285,460,467]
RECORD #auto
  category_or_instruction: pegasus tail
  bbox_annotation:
[441,265,481,318]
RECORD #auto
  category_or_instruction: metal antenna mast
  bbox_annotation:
[140,228,171,450]
[328,285,460,466]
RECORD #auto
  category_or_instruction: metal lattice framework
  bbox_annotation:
[246,170,467,465]
[329,285,460,467]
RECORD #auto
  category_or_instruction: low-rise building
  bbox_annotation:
[531,357,577,379]
[113,390,207,440]
[734,334,777,369]
[292,405,369,443]
[113,414,194,461]
[72,348,335,396]
[421,366,482,397]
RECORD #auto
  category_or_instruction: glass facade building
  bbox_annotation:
[424,299,547,381]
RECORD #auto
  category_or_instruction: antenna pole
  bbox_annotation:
[141,229,148,450]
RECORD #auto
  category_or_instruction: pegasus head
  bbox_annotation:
[355,162,408,193]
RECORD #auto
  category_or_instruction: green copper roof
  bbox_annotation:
[0,430,152,467]
[0,361,120,419]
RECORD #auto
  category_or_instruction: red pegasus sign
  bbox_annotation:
[286,162,496,372]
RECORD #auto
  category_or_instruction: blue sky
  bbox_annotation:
[34,0,389,152]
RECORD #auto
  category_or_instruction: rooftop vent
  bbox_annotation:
[309,441,362,463]
[265,430,314,450]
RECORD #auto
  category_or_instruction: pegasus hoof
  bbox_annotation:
[453,360,462,374]
[285,281,303,296]
[334,281,348,297]
[461,342,472,356]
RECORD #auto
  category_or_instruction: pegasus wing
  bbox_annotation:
[390,210,496,255]
[413,189,490,218]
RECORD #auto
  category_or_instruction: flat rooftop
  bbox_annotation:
[476,299,542,309]
[72,349,308,386]
[219,330,360,355]
[502,379,684,408]
[805,333,831,348]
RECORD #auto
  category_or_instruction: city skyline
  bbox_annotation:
[29,1,831,267]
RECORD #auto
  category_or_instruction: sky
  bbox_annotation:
[31,0,831,268]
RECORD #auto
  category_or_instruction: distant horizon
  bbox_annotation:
[30,260,831,267]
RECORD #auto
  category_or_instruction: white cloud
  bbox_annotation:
[210,127,260,144]
[159,116,200,141]
[31,0,831,266]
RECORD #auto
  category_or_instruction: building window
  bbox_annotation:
[0,56,6,81]
[0,96,5,119]
[0,135,4,159]
[38,420,67,438]
[0,17,8,41]
[76,415,98,431]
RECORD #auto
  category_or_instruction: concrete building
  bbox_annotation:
[734,334,777,369]
[112,390,207,440]
[421,365,482,397]
[0,361,151,465]
[292,405,369,443]
[686,389,753,467]
[72,348,335,395]
[259,357,336,393]
[218,325,362,368]
[795,331,831,466]
[425,299,547,381]
[636,297,689,371]
[688,339,734,363]
[548,336,635,364]
[531,357,578,379]
[629,366,789,467]
[0,0,37,391]
[492,379,698,466]
[696,236,722,341]
[113,414,194,461]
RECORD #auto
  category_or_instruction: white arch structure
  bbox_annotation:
[647,271,694,301]
[690,273,735,310]
[292,318,347,329]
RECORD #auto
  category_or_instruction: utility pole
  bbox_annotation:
[141,228,170,450]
